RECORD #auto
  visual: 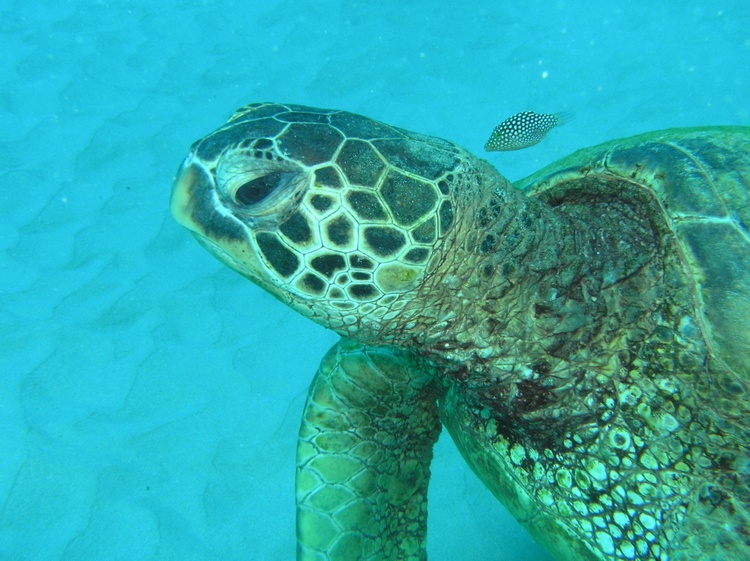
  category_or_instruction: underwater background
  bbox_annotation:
[2,1,749,559]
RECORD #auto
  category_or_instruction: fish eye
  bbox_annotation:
[234,171,286,206]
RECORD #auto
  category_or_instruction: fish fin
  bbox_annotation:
[554,111,575,127]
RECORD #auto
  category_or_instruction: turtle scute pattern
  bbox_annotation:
[179,102,462,335]
[600,131,750,378]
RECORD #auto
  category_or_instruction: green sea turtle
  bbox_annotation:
[170,102,750,561]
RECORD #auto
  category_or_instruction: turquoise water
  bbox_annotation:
[1,1,748,560]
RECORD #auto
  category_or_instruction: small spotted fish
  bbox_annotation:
[485,110,571,151]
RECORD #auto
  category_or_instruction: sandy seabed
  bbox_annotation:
[2,1,748,559]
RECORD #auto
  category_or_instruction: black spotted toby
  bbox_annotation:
[485,110,568,151]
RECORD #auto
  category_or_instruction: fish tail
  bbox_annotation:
[554,111,575,127]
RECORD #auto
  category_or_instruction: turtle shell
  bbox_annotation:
[517,127,750,380]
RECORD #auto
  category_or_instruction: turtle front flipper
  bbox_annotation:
[296,339,442,560]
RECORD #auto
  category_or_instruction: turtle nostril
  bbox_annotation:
[235,171,285,206]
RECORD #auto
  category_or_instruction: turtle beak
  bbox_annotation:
[169,156,271,287]
[170,157,209,233]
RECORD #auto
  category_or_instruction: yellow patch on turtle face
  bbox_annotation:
[374,263,422,293]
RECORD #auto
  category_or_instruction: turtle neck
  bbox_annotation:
[398,157,662,384]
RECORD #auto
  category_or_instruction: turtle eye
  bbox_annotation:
[234,171,285,206]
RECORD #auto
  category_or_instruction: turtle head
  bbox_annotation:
[171,103,468,339]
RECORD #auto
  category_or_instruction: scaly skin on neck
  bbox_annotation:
[392,157,660,385]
